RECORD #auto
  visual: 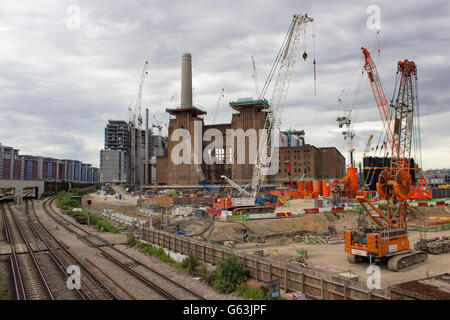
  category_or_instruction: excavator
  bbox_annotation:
[345,47,428,271]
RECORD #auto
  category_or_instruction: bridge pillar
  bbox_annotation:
[14,187,23,205]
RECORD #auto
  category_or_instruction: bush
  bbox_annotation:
[213,255,249,294]
[68,188,93,196]
[134,240,177,265]
[235,284,267,300]
[54,192,119,233]
[127,234,137,247]
[181,254,200,273]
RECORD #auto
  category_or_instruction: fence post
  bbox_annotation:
[302,273,305,294]
[212,247,215,265]
[284,264,288,291]
[255,259,258,282]
[269,264,272,281]
[202,244,206,262]
[343,284,347,300]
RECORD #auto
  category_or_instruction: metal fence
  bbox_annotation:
[141,228,390,300]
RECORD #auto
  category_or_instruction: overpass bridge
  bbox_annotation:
[0,179,44,203]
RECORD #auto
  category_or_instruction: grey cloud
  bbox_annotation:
[0,0,449,169]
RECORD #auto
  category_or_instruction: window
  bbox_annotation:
[215,148,225,162]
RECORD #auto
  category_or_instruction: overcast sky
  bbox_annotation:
[0,0,449,170]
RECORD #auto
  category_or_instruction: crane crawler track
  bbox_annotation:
[387,250,428,272]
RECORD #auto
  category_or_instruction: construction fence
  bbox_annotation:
[141,227,391,300]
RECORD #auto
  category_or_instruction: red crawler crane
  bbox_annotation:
[345,48,427,271]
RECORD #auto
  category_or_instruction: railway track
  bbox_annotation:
[43,196,206,300]
[1,202,54,300]
[26,200,123,300]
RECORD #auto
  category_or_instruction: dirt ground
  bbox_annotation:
[227,204,450,290]
[83,192,450,290]
[84,193,147,219]
[180,203,450,290]
[237,229,450,290]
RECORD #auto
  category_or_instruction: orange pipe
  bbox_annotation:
[313,180,322,194]
[322,180,330,197]
[306,180,313,192]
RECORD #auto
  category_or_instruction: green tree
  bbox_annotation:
[213,255,249,293]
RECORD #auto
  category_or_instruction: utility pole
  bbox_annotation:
[145,108,149,185]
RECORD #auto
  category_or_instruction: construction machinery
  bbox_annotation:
[215,14,314,215]
[410,175,432,199]
[211,88,225,124]
[221,14,313,201]
[251,56,259,98]
[331,166,360,198]
[345,47,427,271]
[129,61,150,185]
[332,93,360,198]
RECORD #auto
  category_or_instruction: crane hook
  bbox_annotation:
[302,51,308,61]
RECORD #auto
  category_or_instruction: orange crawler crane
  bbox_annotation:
[345,48,427,271]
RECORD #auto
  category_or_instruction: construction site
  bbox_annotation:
[91,13,450,300]
[1,7,449,303]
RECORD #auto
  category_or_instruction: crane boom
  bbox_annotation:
[251,56,259,97]
[361,48,393,150]
[135,61,150,128]
[347,49,427,272]
[249,14,313,198]
[220,175,252,197]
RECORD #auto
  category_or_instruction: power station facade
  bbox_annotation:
[100,53,345,187]
[154,53,346,186]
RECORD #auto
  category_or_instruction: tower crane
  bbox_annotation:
[220,14,313,200]
[251,56,259,98]
[152,115,164,136]
[136,61,150,128]
[248,14,314,199]
[211,88,225,124]
[152,124,162,136]
[345,47,427,271]
[130,61,149,185]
